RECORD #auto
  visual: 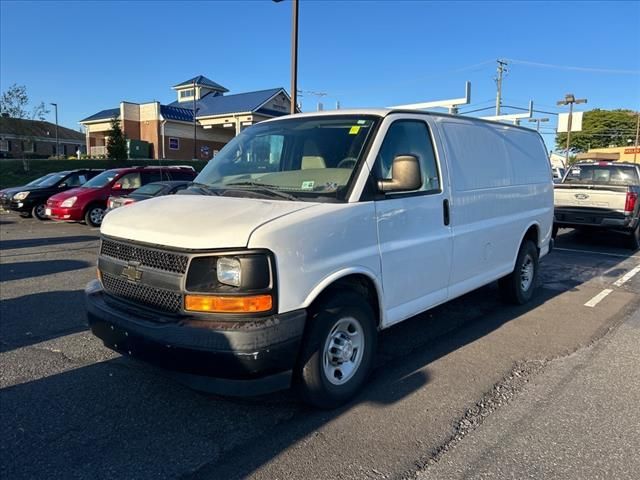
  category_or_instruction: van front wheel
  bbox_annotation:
[499,240,539,305]
[296,292,377,409]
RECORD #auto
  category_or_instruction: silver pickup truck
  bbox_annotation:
[554,162,640,249]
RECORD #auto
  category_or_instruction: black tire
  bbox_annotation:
[32,203,48,221]
[627,224,640,250]
[84,204,105,227]
[499,240,539,305]
[295,291,377,409]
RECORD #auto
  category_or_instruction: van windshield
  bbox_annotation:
[194,115,379,201]
[82,169,119,188]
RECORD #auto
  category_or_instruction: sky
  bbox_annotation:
[1,0,639,150]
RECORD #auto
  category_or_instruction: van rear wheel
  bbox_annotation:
[499,240,539,305]
[296,291,377,409]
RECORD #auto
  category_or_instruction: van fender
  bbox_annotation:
[301,266,386,327]
[512,221,542,268]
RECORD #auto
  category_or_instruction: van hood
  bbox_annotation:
[101,195,318,249]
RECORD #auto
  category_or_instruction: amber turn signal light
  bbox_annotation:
[184,294,273,313]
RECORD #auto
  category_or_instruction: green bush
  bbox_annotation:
[0,159,208,188]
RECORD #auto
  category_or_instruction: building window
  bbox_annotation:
[169,137,180,150]
[0,139,8,152]
[180,89,194,99]
[23,141,35,153]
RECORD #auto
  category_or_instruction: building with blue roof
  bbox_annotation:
[79,76,294,160]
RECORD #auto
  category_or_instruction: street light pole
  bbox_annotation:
[528,117,549,132]
[634,112,639,164]
[50,103,59,159]
[290,0,299,114]
[274,0,299,114]
[193,80,197,160]
[557,93,587,167]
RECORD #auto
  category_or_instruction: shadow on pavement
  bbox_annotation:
[0,235,98,251]
[0,290,88,353]
[0,284,574,480]
[0,259,91,282]
[0,244,636,479]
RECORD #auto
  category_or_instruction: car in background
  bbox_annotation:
[106,180,192,212]
[46,166,197,227]
[9,169,104,220]
[554,162,640,249]
[0,173,58,211]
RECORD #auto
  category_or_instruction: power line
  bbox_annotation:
[505,58,640,75]
[502,104,560,116]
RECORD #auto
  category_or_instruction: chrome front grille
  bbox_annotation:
[101,239,189,274]
[101,272,183,313]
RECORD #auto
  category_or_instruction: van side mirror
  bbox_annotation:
[377,155,422,193]
[112,182,123,190]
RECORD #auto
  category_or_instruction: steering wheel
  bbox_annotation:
[336,157,358,169]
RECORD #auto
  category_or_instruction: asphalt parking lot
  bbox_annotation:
[1,213,639,480]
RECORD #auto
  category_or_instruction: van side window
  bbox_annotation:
[376,120,440,193]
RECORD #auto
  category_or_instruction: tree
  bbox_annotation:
[0,83,50,120]
[106,116,128,161]
[556,109,638,153]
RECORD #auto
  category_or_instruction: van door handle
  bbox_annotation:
[443,199,450,226]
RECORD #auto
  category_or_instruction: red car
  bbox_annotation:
[46,166,197,227]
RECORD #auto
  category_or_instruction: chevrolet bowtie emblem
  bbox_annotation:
[121,262,142,282]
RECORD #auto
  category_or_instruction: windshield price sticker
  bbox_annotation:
[349,126,361,135]
[301,181,315,190]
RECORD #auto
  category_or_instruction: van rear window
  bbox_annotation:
[563,165,639,186]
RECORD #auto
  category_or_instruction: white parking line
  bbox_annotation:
[554,247,638,259]
[584,263,640,307]
[613,265,640,287]
[584,289,613,308]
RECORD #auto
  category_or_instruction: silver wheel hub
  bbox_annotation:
[322,317,364,386]
[91,208,104,224]
[520,254,534,291]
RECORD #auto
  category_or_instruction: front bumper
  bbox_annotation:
[9,198,37,213]
[85,280,306,396]
[47,205,84,221]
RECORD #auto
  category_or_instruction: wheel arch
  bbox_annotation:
[302,268,384,329]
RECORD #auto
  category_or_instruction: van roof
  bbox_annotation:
[261,108,540,133]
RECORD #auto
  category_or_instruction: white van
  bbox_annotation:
[86,110,553,408]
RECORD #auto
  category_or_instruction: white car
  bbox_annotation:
[86,109,553,408]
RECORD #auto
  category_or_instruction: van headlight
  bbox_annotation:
[217,257,241,287]
[61,196,77,207]
[13,191,29,200]
[185,252,275,314]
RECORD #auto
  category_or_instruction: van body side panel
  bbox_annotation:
[372,115,453,328]
[438,118,553,297]
[247,202,382,317]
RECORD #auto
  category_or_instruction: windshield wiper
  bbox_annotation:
[187,182,222,196]
[224,182,299,201]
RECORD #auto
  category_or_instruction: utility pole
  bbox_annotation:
[495,59,507,116]
[557,93,587,167]
[50,103,59,159]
